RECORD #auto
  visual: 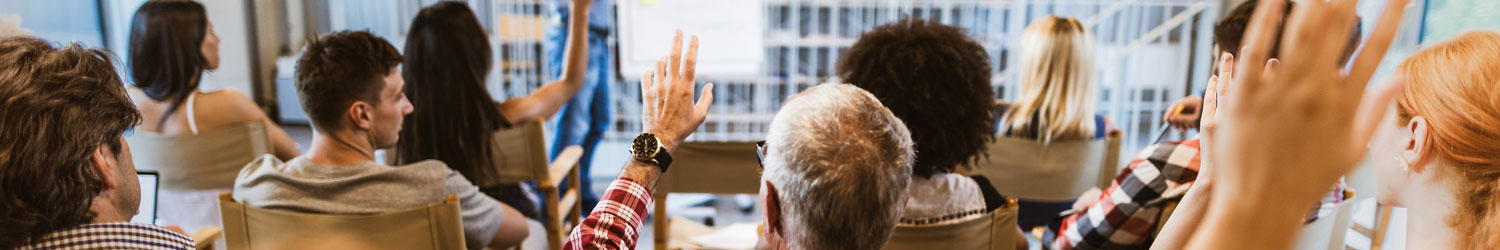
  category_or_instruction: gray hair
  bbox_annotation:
[763,83,915,250]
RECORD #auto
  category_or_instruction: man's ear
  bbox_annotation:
[762,180,783,234]
[90,144,119,189]
[1405,116,1431,173]
[347,101,374,130]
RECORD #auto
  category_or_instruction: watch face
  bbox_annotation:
[632,133,658,159]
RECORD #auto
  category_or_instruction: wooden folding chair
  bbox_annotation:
[1351,203,1395,250]
[126,122,272,248]
[191,227,222,250]
[973,130,1123,202]
[218,192,466,250]
[883,198,1021,250]
[488,120,585,250]
[650,141,763,250]
[1294,190,1358,250]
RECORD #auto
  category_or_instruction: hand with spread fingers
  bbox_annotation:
[639,30,715,154]
[1185,0,1410,249]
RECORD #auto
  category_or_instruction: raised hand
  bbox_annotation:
[1187,0,1410,248]
[639,30,714,153]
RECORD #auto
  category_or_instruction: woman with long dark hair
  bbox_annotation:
[126,0,299,160]
[395,0,591,219]
[123,0,301,245]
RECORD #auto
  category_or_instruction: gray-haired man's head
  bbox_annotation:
[759,83,914,250]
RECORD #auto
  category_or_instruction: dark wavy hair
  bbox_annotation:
[0,37,142,248]
[1216,1,1360,64]
[394,2,504,186]
[838,17,995,178]
[294,31,403,130]
[128,0,209,126]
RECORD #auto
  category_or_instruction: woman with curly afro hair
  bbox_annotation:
[839,17,1027,249]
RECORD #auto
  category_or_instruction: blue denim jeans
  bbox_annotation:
[545,8,612,211]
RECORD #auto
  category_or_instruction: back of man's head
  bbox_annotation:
[0,37,141,248]
[764,83,914,250]
[295,30,403,131]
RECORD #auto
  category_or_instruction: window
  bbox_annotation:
[0,0,106,48]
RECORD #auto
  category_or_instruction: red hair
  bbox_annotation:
[1395,30,1500,250]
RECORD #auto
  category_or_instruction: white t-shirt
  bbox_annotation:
[901,172,989,226]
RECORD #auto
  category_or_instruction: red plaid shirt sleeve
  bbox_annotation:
[563,177,654,250]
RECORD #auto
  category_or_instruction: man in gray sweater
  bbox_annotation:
[233,31,529,249]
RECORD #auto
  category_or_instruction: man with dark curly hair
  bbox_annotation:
[838,17,1027,249]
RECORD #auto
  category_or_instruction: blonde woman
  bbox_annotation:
[1001,15,1113,143]
[999,15,1115,229]
[1369,30,1500,250]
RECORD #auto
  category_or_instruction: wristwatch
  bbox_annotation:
[630,133,672,173]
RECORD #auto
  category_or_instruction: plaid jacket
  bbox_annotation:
[563,178,653,250]
[1043,139,1345,250]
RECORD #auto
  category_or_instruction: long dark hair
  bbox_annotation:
[128,0,209,127]
[395,2,504,186]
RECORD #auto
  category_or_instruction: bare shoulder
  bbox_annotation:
[126,87,154,105]
[197,89,270,128]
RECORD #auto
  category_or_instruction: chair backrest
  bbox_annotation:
[125,123,272,190]
[218,192,467,250]
[487,120,553,186]
[656,141,763,194]
[974,130,1122,201]
[883,202,1021,250]
[1293,190,1358,250]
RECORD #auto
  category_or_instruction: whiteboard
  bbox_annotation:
[620,0,763,78]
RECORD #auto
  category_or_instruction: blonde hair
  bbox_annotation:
[1004,16,1097,142]
[1395,30,1500,250]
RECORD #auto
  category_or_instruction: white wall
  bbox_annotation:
[197,0,255,95]
[101,0,256,96]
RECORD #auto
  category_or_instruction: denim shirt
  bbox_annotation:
[551,0,614,30]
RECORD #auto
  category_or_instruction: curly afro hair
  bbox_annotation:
[837,17,994,178]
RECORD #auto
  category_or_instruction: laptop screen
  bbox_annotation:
[131,170,158,224]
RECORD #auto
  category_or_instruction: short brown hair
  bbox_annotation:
[1214,0,1361,64]
[0,37,142,248]
[295,31,403,130]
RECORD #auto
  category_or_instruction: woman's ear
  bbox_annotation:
[1404,116,1431,173]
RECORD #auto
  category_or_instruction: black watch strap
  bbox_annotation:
[650,147,672,173]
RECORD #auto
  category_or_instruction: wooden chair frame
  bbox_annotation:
[490,120,585,250]
[649,141,763,250]
[218,192,467,250]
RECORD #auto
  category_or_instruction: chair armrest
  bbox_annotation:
[547,146,584,187]
[191,226,222,250]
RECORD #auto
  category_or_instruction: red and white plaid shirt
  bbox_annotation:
[563,177,654,250]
